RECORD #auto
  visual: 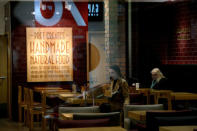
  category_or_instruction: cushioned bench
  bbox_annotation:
[73,112,121,126]
[146,110,197,131]
[123,104,164,130]
[57,118,110,129]
[58,106,100,114]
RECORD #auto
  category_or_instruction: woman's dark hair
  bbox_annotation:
[110,65,122,77]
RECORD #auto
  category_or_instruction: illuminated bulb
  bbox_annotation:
[32,11,35,15]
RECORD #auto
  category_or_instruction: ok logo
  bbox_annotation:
[34,0,86,26]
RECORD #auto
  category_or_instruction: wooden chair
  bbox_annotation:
[23,87,30,126]
[26,88,44,131]
[18,85,27,122]
[151,90,173,110]
[129,93,145,105]
[41,92,49,131]
[136,88,151,104]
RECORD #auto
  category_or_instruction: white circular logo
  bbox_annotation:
[34,1,63,26]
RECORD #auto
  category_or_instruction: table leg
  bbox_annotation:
[18,106,22,122]
[41,92,47,131]
[146,93,150,104]
[42,113,47,131]
[154,93,159,104]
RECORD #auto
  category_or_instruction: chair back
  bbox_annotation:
[129,93,144,105]
[41,92,47,112]
[73,112,120,126]
[146,110,197,131]
[24,88,35,109]
[29,88,34,107]
[18,86,22,104]
[124,104,164,118]
[56,118,110,129]
[24,87,30,108]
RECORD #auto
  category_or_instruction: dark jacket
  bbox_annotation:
[87,79,129,112]
[151,78,168,90]
[109,78,130,111]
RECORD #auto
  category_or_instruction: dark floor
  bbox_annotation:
[0,119,45,131]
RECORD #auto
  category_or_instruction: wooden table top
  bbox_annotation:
[137,88,151,92]
[151,90,173,94]
[138,88,151,91]
[59,127,126,131]
[159,125,197,131]
[171,92,197,100]
[44,91,73,97]
[61,113,73,120]
[59,93,82,100]
[66,98,108,105]
[34,89,71,94]
[130,88,197,100]
[34,87,63,91]
[128,111,146,121]
[128,110,175,121]
[149,90,197,100]
[34,88,73,98]
[41,89,70,93]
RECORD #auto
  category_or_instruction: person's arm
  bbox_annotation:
[122,80,130,105]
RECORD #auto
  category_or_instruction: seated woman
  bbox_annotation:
[150,68,168,90]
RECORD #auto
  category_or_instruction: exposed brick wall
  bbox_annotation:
[104,0,127,78]
[163,1,197,64]
[131,1,197,92]
[131,1,197,67]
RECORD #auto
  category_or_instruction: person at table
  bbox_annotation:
[150,68,168,90]
[104,65,130,112]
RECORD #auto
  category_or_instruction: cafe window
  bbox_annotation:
[1,0,197,129]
